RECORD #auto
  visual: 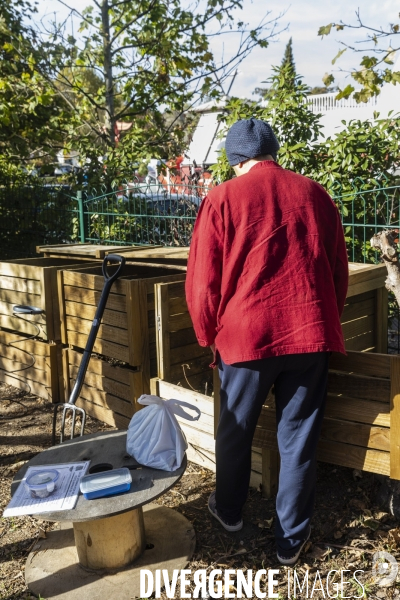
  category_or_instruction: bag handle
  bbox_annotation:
[166,399,201,421]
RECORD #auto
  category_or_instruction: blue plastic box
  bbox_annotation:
[80,468,132,500]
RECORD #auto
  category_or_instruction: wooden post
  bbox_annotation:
[261,448,280,498]
[73,508,145,570]
[390,355,400,480]
[155,282,171,382]
[375,287,388,354]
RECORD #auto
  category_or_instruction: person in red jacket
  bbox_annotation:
[185,118,348,565]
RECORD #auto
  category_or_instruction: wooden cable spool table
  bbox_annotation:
[11,430,195,600]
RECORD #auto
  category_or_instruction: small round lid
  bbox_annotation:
[26,469,59,488]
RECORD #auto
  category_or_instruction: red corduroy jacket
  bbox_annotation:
[185,161,348,364]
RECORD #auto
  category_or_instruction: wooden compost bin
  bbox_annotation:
[0,257,98,342]
[151,262,391,489]
[121,247,189,267]
[0,257,97,403]
[256,350,400,495]
[37,243,161,260]
[63,348,145,429]
[342,263,388,353]
[58,262,188,423]
[0,330,62,402]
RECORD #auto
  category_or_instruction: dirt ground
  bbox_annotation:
[1,382,400,600]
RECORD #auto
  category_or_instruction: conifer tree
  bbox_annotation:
[281,37,296,73]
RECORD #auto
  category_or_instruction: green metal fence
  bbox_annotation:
[76,178,204,247]
[333,182,400,263]
[1,177,399,262]
[1,176,400,350]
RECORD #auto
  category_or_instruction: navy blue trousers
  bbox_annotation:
[215,352,329,553]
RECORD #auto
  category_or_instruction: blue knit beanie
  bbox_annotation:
[225,118,280,166]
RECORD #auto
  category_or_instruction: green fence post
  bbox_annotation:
[77,190,86,243]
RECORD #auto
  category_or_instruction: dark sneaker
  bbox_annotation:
[208,491,243,532]
[276,527,311,566]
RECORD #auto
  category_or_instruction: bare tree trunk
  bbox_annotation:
[370,230,400,305]
[101,0,115,147]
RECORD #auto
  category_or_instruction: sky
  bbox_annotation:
[35,0,399,97]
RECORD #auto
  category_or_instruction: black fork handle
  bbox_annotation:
[67,254,126,406]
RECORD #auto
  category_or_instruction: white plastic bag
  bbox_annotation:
[126,394,201,471]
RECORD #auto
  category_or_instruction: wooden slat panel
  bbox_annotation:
[178,422,215,453]
[324,395,390,427]
[62,270,129,294]
[0,306,48,338]
[0,358,47,385]
[329,351,390,379]
[341,297,374,324]
[66,315,129,346]
[164,281,185,298]
[68,349,133,385]
[63,285,127,312]
[76,397,129,429]
[344,331,375,352]
[168,295,188,315]
[0,371,51,400]
[252,429,390,476]
[317,441,390,476]
[144,273,187,293]
[122,247,189,260]
[169,354,212,382]
[157,379,214,417]
[344,289,374,304]
[168,312,193,331]
[348,263,386,286]
[341,314,374,340]
[257,396,390,428]
[0,353,49,373]
[0,263,44,280]
[0,288,43,309]
[170,343,212,366]
[328,371,390,403]
[346,276,386,298]
[69,365,132,403]
[65,301,128,328]
[67,332,130,363]
[0,331,52,357]
[0,275,42,295]
[74,385,135,419]
[170,328,198,349]
[320,419,389,452]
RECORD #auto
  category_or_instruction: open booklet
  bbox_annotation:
[3,461,90,517]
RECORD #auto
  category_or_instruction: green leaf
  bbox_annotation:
[335,85,355,100]
[318,23,332,37]
[331,48,346,65]
[322,73,335,86]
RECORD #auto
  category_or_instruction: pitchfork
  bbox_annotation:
[52,254,126,444]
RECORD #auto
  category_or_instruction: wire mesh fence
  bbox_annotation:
[1,173,400,352]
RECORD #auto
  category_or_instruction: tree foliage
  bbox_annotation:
[0,0,67,180]
[211,63,400,194]
[39,0,283,184]
[318,10,400,102]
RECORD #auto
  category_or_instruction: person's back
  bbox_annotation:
[186,160,347,363]
[185,117,349,566]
